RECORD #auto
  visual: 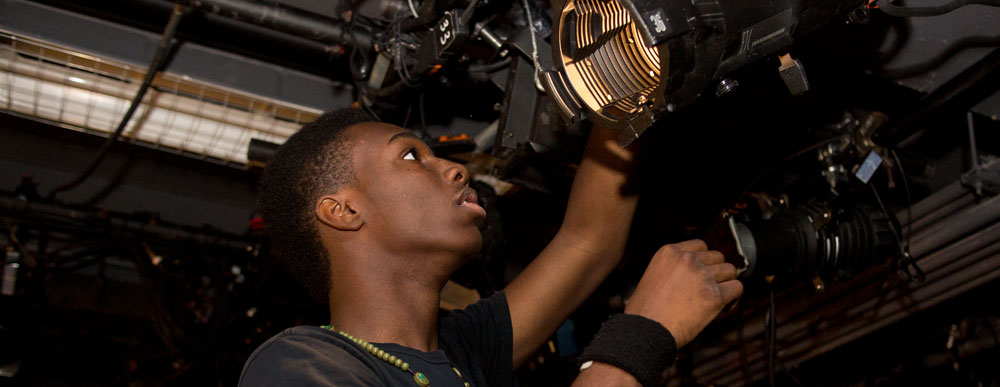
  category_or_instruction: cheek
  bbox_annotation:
[371,181,432,223]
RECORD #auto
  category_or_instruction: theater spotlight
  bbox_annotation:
[543,0,867,146]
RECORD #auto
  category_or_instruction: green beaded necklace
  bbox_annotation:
[320,325,470,387]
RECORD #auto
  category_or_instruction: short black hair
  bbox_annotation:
[257,107,374,302]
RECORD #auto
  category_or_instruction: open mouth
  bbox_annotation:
[458,187,487,219]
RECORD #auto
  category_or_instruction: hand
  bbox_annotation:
[624,239,743,347]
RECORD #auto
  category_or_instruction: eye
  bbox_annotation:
[402,148,418,161]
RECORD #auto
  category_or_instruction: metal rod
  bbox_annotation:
[177,0,372,48]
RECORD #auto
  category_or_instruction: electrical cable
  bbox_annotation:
[520,0,545,92]
[890,149,913,255]
[47,4,185,200]
[407,0,419,18]
[870,183,905,254]
[460,0,482,24]
[738,136,842,200]
[389,14,422,88]
[876,0,1000,17]
[871,181,924,280]
[468,57,512,73]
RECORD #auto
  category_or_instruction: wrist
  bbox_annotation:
[578,314,678,387]
[575,361,641,387]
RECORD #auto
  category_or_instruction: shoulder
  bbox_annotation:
[439,291,515,385]
[442,290,510,328]
[239,326,380,387]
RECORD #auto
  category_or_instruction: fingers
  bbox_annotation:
[707,262,738,283]
[718,280,744,304]
[674,239,708,252]
[695,250,724,266]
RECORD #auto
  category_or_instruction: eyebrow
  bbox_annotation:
[386,131,419,146]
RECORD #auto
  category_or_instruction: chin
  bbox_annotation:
[458,233,484,261]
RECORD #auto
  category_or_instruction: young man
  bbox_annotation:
[240,108,742,386]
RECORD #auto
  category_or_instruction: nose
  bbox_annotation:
[442,160,470,185]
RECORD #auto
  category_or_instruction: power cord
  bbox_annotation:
[47,4,186,200]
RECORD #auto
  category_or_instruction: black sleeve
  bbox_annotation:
[239,329,381,387]
[438,290,515,386]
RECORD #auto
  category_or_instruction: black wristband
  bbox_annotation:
[578,314,678,387]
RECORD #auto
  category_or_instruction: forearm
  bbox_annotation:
[559,125,639,254]
[505,126,640,366]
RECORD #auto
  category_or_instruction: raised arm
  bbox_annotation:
[504,125,639,366]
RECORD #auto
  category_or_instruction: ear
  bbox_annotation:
[315,194,364,231]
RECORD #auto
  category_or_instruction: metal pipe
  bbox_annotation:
[0,195,254,250]
[177,0,373,48]
[692,196,1000,385]
[900,180,969,225]
[766,236,1000,382]
[909,195,1000,258]
[33,0,345,73]
[907,192,975,235]
[731,243,1000,385]
[697,222,1000,385]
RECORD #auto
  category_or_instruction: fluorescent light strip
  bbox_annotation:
[0,32,321,166]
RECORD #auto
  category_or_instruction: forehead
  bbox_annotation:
[345,121,413,167]
[346,121,406,144]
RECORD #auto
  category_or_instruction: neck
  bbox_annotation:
[327,248,452,352]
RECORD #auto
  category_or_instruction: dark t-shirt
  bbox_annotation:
[239,291,515,386]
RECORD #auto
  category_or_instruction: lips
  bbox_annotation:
[457,187,487,219]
